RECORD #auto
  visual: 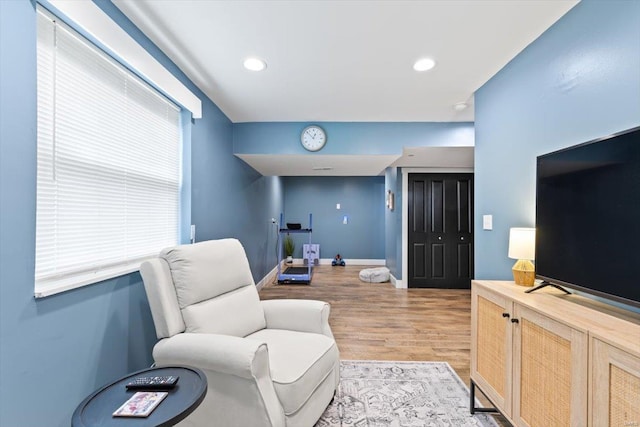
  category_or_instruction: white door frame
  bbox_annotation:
[399,167,474,289]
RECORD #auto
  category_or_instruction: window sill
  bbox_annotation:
[34,261,147,298]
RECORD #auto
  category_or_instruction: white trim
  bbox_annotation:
[402,170,409,288]
[390,274,406,289]
[256,258,387,291]
[45,0,202,118]
[34,261,144,298]
[401,167,474,288]
[290,258,385,266]
[256,263,280,291]
[317,258,385,266]
[401,167,474,174]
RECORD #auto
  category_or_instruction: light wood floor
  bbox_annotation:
[260,265,474,379]
[260,264,508,425]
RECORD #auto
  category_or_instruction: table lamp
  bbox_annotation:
[508,227,536,286]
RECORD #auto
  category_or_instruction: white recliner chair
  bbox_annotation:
[140,238,340,427]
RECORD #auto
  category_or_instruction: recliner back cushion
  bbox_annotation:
[182,285,265,336]
[161,239,266,337]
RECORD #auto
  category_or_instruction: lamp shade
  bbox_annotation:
[508,227,536,260]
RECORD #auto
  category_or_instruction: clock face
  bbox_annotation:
[301,125,327,152]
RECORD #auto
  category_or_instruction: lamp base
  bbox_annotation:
[512,259,535,287]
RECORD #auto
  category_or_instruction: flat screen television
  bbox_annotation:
[535,126,640,308]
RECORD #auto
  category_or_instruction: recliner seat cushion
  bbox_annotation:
[245,329,339,416]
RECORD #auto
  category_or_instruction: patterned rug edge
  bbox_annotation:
[316,360,499,427]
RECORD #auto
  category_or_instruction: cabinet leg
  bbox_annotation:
[470,379,476,414]
[469,380,499,415]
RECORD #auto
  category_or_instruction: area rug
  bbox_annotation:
[316,360,498,427]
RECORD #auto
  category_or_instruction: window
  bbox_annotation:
[35,8,181,297]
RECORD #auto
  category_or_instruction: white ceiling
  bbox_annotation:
[113,0,578,123]
[112,0,578,175]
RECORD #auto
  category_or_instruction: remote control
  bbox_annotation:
[126,375,179,390]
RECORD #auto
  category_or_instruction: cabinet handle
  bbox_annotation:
[502,312,510,318]
[511,318,519,324]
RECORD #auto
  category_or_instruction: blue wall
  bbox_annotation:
[474,0,640,281]
[189,103,284,281]
[283,176,385,260]
[0,2,154,425]
[234,122,474,155]
[0,1,282,426]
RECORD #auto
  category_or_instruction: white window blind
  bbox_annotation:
[35,8,181,297]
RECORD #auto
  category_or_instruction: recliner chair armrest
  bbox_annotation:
[261,299,334,338]
[153,333,269,380]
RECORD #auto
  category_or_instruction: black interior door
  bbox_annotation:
[408,173,474,288]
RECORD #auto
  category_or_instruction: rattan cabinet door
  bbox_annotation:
[471,285,513,417]
[591,338,640,427]
[512,304,588,427]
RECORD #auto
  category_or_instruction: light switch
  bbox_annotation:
[336,203,341,210]
[483,215,493,230]
[343,215,348,224]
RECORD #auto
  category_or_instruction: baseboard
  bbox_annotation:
[258,260,388,291]
[390,274,406,289]
[289,258,385,266]
[293,258,386,265]
[317,258,386,266]
[256,262,281,291]
[257,259,387,289]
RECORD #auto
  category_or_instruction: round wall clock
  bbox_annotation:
[300,125,327,152]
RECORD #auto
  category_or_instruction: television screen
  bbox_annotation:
[535,126,640,308]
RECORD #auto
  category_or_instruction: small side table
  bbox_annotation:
[72,366,207,427]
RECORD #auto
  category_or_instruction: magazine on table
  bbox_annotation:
[113,391,168,418]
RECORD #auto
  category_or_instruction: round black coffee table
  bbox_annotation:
[72,366,207,427]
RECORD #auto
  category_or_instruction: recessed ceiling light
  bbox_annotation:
[453,102,468,111]
[243,57,267,71]
[413,58,436,72]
